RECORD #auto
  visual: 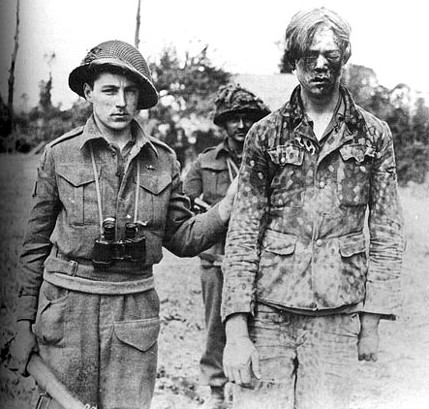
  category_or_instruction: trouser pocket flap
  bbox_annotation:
[114,317,160,352]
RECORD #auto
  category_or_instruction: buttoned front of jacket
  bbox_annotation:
[222,86,405,320]
[184,141,239,266]
[18,116,227,321]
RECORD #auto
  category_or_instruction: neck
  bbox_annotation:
[301,86,340,117]
[227,138,244,157]
[94,116,133,149]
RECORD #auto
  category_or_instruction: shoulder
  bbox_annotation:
[357,105,392,139]
[47,126,85,149]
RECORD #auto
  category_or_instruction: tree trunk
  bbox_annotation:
[134,0,141,49]
[7,0,20,131]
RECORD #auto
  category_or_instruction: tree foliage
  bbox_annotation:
[343,64,429,185]
[149,44,231,118]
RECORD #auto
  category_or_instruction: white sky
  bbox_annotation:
[1,0,428,110]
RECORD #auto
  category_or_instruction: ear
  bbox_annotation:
[83,83,93,103]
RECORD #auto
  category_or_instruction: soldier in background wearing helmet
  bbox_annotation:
[184,84,270,409]
[10,40,237,409]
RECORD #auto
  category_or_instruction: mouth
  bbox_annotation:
[111,113,129,120]
[312,77,330,84]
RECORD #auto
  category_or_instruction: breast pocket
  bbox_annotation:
[134,171,172,226]
[56,165,97,226]
[201,167,229,204]
[338,144,373,206]
[267,144,305,208]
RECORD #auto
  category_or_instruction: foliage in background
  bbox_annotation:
[0,44,231,157]
[343,65,429,185]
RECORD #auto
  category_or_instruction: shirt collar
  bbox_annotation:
[281,84,367,133]
[79,115,159,157]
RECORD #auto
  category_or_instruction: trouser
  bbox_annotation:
[32,280,160,409]
[233,304,360,409]
[200,265,227,388]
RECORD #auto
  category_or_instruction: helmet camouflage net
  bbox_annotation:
[69,40,158,109]
[213,83,270,126]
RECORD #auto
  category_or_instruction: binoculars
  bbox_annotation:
[92,217,146,268]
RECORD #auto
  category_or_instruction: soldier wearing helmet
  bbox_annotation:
[11,40,237,409]
[184,84,269,409]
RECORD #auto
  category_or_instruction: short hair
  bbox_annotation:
[285,7,352,69]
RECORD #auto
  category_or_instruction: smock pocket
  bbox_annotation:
[114,317,161,352]
[339,233,367,299]
[259,230,298,273]
[33,282,68,347]
[338,144,373,206]
[56,164,97,226]
[262,229,298,255]
[268,145,305,208]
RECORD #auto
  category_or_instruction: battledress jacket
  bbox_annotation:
[18,116,227,321]
[221,85,405,321]
[184,140,239,267]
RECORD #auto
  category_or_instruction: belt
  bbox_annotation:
[43,255,155,295]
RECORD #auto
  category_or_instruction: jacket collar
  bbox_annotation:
[281,84,367,134]
[79,114,159,157]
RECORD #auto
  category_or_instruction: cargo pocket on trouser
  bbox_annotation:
[103,317,161,409]
[114,317,161,352]
[33,281,68,347]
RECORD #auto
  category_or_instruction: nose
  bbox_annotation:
[314,54,328,71]
[237,117,245,128]
[116,89,126,107]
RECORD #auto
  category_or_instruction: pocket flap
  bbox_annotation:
[135,172,172,195]
[56,165,95,187]
[262,230,297,255]
[114,317,161,352]
[339,144,366,163]
[339,233,366,257]
[267,145,304,167]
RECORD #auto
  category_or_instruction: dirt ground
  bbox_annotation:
[0,154,428,408]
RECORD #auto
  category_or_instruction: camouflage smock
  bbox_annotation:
[221,85,405,321]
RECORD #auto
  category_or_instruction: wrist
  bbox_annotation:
[217,199,231,223]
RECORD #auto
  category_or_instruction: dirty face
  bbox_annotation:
[223,112,257,150]
[295,26,344,101]
[84,72,140,134]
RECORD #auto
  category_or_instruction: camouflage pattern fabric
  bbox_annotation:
[213,83,270,126]
[221,85,405,321]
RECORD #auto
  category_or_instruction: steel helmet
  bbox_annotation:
[69,40,158,109]
[213,83,270,126]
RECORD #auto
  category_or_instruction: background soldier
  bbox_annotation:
[184,84,269,409]
[10,40,236,409]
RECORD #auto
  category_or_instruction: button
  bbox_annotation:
[316,239,323,246]
[319,181,326,189]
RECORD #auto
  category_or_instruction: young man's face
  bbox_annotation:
[295,26,344,101]
[223,112,257,150]
[84,72,140,133]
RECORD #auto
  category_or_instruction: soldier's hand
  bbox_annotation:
[223,335,260,387]
[224,313,260,387]
[358,313,380,362]
[9,320,38,376]
[218,177,238,222]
